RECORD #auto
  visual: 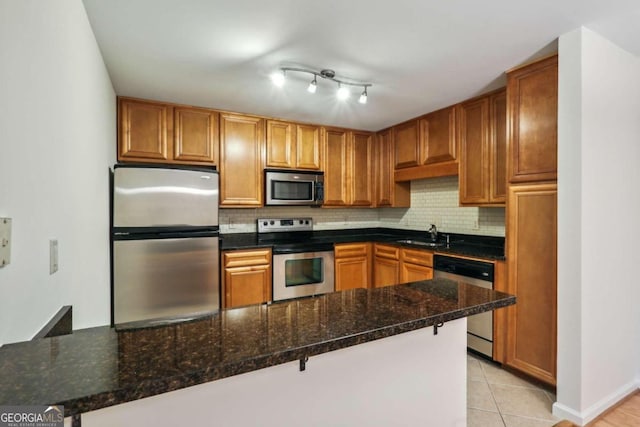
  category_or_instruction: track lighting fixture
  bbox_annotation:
[359,87,368,104]
[307,76,317,93]
[270,70,285,87]
[336,83,350,100]
[271,67,371,104]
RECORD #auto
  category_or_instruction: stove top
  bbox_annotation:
[257,218,332,253]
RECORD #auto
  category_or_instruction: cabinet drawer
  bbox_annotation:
[401,248,433,267]
[374,244,400,260]
[335,243,369,258]
[223,249,271,268]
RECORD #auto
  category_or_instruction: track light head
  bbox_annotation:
[270,70,285,87]
[337,84,350,100]
[307,76,317,93]
[359,87,368,104]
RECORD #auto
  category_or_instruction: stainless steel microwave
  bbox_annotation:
[265,169,324,206]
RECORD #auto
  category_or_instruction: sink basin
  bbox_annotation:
[396,239,445,248]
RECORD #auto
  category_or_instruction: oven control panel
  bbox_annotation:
[257,217,313,233]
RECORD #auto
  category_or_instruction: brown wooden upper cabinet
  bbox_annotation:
[421,106,457,165]
[350,131,374,206]
[393,119,421,169]
[393,105,458,181]
[219,113,265,207]
[118,97,219,166]
[266,120,322,170]
[375,128,410,208]
[459,89,507,206]
[507,55,558,183]
[323,127,349,206]
[322,128,373,207]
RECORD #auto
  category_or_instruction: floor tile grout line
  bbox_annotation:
[485,373,507,427]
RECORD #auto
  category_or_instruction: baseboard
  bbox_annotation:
[552,402,582,425]
[553,379,640,425]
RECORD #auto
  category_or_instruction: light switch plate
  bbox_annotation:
[0,218,11,268]
[50,239,58,274]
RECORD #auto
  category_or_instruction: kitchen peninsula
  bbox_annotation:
[0,279,513,426]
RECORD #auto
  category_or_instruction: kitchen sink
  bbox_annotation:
[396,239,445,248]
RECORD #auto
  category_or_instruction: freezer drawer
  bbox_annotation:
[114,236,219,326]
[113,166,219,228]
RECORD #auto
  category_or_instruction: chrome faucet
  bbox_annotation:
[427,224,438,241]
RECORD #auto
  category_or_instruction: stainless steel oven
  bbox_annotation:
[273,250,334,301]
[258,218,334,301]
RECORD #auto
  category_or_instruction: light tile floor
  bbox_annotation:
[467,352,560,427]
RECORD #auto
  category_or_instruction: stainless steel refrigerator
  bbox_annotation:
[111,165,219,328]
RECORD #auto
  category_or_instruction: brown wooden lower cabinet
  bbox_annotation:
[400,247,434,283]
[334,243,371,291]
[222,248,272,308]
[505,182,557,385]
[373,244,400,287]
[492,260,507,364]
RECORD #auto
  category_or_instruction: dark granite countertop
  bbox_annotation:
[0,279,514,417]
[221,227,506,260]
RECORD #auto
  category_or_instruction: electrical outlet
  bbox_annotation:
[472,218,480,230]
[50,239,58,274]
[228,218,236,229]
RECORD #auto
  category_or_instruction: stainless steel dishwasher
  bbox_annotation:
[433,255,494,358]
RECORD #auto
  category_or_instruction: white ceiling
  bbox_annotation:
[82,0,640,131]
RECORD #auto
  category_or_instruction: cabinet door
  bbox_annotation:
[266,120,295,169]
[400,263,433,284]
[421,106,457,165]
[507,55,558,183]
[350,131,373,207]
[223,249,272,308]
[492,260,507,363]
[119,98,170,162]
[335,257,370,291]
[506,183,557,385]
[375,129,410,208]
[296,124,322,170]
[489,90,507,203]
[375,129,393,207]
[393,119,420,169]
[224,266,271,308]
[373,257,400,288]
[459,97,490,204]
[173,107,218,165]
[219,113,265,207]
[335,243,370,291]
[323,128,349,206]
[373,244,400,287]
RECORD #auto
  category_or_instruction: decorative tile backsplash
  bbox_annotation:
[379,176,506,237]
[219,176,505,237]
